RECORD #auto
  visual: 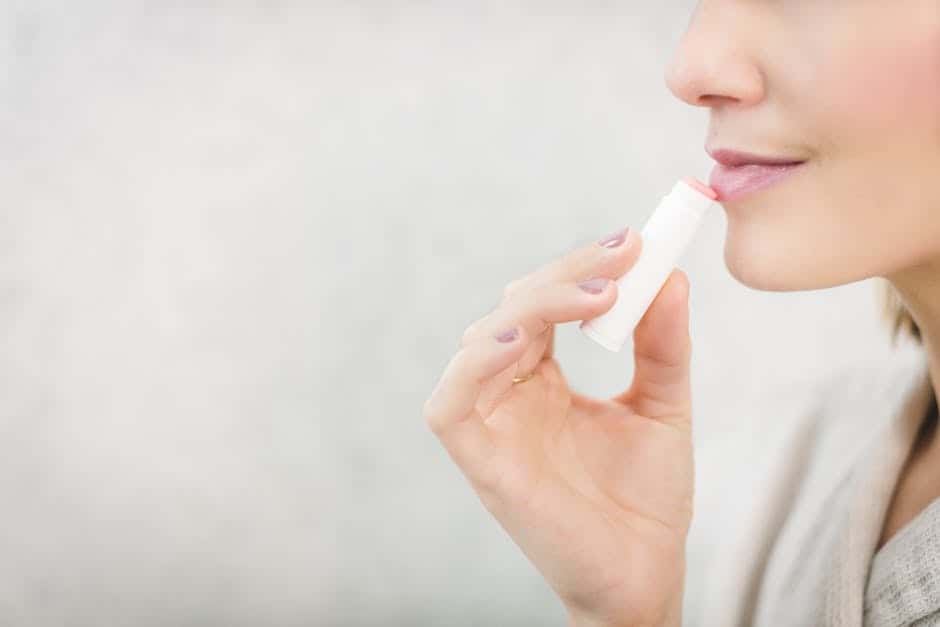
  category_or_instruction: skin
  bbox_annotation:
[665,0,940,553]
[424,1,940,625]
[424,230,693,627]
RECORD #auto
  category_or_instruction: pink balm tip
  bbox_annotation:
[683,176,719,200]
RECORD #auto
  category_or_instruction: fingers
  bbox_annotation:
[613,269,693,430]
[542,325,556,361]
[423,325,530,485]
[426,226,645,485]
[462,227,643,347]
[461,279,623,354]
[500,227,641,303]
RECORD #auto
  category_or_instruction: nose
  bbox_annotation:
[663,5,765,108]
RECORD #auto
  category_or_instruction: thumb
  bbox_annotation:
[612,269,693,430]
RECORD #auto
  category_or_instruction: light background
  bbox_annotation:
[0,2,917,625]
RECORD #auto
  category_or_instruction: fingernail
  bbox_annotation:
[494,327,519,343]
[598,227,629,248]
[578,277,609,294]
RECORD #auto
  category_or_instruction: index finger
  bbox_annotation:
[502,227,639,302]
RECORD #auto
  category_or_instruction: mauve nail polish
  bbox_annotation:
[598,227,629,248]
[495,327,519,343]
[578,277,609,294]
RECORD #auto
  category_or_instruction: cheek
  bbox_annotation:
[825,25,940,138]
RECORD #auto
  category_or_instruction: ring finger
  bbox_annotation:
[466,276,618,378]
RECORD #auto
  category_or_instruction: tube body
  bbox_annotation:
[579,178,714,352]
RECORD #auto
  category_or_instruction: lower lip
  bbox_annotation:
[709,161,806,202]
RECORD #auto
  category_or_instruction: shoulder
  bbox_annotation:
[692,348,928,509]
[685,350,929,625]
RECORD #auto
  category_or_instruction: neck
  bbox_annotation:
[886,257,940,451]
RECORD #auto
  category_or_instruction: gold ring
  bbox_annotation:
[511,372,535,384]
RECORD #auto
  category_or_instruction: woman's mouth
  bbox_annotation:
[706,148,808,202]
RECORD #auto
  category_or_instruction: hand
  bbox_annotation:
[422,227,694,627]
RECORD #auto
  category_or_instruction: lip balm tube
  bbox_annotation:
[579,177,717,352]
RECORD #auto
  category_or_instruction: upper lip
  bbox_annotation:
[707,147,807,168]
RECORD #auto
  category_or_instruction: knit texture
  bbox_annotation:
[864,495,940,626]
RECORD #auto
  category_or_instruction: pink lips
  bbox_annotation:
[706,148,807,202]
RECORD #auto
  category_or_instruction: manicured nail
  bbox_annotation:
[578,277,610,294]
[495,327,519,343]
[598,227,629,248]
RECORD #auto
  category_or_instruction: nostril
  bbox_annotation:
[698,92,745,108]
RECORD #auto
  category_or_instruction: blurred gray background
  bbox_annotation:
[0,1,918,625]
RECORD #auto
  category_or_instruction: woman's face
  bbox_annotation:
[665,0,940,291]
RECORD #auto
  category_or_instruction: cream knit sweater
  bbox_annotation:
[686,347,938,626]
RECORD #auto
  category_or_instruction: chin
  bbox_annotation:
[723,243,795,292]
[721,219,842,293]
[721,227,882,293]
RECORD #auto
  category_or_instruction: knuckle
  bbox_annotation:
[461,312,494,346]
[460,322,480,346]
[471,471,504,502]
[502,278,523,300]
[422,397,445,434]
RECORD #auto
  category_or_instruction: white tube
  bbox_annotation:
[579,178,715,352]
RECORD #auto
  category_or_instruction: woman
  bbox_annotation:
[422,2,940,626]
